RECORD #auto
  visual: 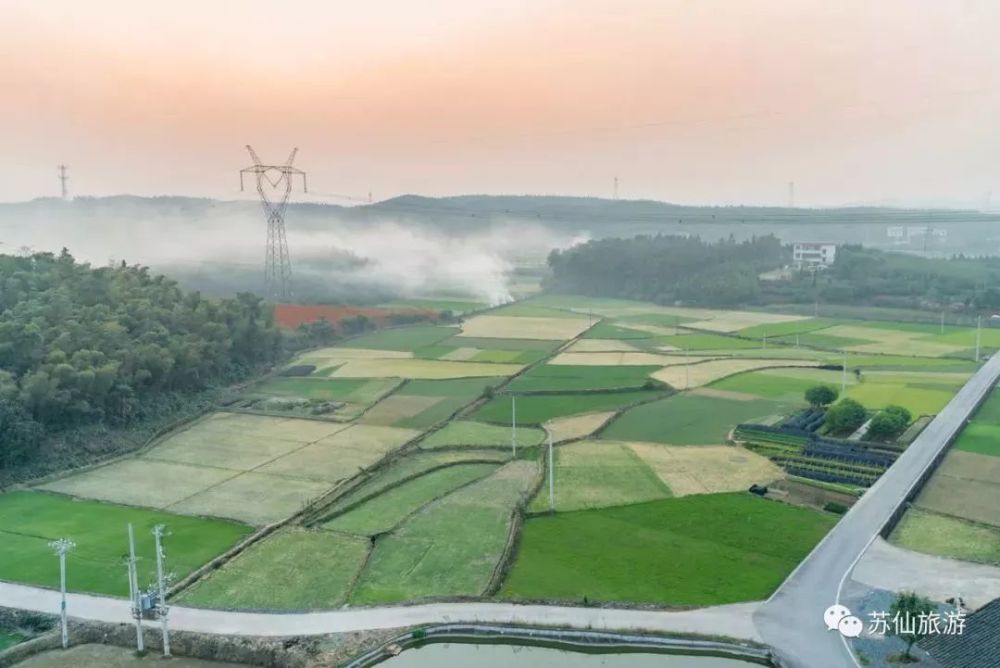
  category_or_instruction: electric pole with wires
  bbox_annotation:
[240,146,307,301]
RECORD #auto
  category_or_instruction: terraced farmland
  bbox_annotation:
[4,295,983,613]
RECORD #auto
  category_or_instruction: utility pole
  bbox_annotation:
[152,525,170,657]
[975,315,982,362]
[841,350,848,394]
[547,434,555,512]
[57,165,69,200]
[240,146,307,301]
[510,396,517,458]
[49,538,75,649]
[127,524,144,653]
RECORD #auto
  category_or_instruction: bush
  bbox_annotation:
[867,404,912,440]
[824,398,867,433]
[823,501,848,515]
[805,385,839,408]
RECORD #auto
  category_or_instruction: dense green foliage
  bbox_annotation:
[805,385,838,408]
[0,251,280,467]
[824,398,867,433]
[867,405,912,439]
[547,234,784,306]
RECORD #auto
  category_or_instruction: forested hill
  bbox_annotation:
[547,236,1000,311]
[0,250,281,469]
[546,234,786,306]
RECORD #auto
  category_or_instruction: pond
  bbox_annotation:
[376,642,766,667]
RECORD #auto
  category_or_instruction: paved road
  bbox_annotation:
[0,579,761,641]
[754,353,1000,668]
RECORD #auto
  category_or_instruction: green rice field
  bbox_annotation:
[500,493,836,606]
[0,492,251,596]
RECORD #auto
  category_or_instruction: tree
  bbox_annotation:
[805,385,838,408]
[824,398,867,433]
[888,591,935,660]
[867,404,912,440]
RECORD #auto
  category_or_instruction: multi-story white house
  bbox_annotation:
[792,242,836,269]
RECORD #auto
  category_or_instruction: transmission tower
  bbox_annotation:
[239,146,307,300]
[58,164,69,200]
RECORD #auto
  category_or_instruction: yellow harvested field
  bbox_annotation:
[543,411,617,443]
[298,347,413,364]
[548,351,718,366]
[440,347,480,361]
[818,325,969,357]
[359,395,442,425]
[255,424,419,482]
[457,314,591,340]
[682,312,809,333]
[331,358,523,379]
[627,442,784,496]
[650,358,820,388]
[565,339,640,353]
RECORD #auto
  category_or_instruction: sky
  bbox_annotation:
[2,0,999,207]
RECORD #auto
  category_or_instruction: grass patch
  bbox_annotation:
[500,493,836,606]
[581,321,654,340]
[350,461,537,604]
[472,390,664,425]
[421,421,545,449]
[507,364,662,392]
[252,377,398,403]
[178,528,369,610]
[890,508,1000,566]
[323,463,499,535]
[0,492,250,596]
[602,393,791,445]
[343,326,459,351]
[528,441,670,512]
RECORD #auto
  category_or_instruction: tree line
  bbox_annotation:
[0,250,281,468]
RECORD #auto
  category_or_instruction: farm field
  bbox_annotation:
[890,508,1000,567]
[543,411,616,442]
[472,389,664,425]
[420,420,545,449]
[457,314,591,340]
[38,414,418,525]
[179,528,369,610]
[601,393,793,445]
[323,463,499,535]
[350,460,538,604]
[507,363,665,391]
[627,443,784,497]
[527,441,671,513]
[501,493,836,606]
[650,358,821,389]
[0,492,250,596]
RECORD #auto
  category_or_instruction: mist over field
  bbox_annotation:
[0,197,581,304]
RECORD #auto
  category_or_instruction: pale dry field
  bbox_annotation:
[543,411,617,443]
[360,395,442,425]
[650,358,820,388]
[331,358,522,379]
[457,314,591,340]
[682,312,809,333]
[627,442,784,496]
[548,351,718,366]
[565,339,641,353]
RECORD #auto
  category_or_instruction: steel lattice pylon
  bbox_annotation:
[240,146,307,300]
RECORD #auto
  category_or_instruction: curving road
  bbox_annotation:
[0,579,761,641]
[754,353,1000,668]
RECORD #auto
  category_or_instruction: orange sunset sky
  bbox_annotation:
[2,0,999,206]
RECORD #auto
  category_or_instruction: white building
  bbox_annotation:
[792,242,836,269]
